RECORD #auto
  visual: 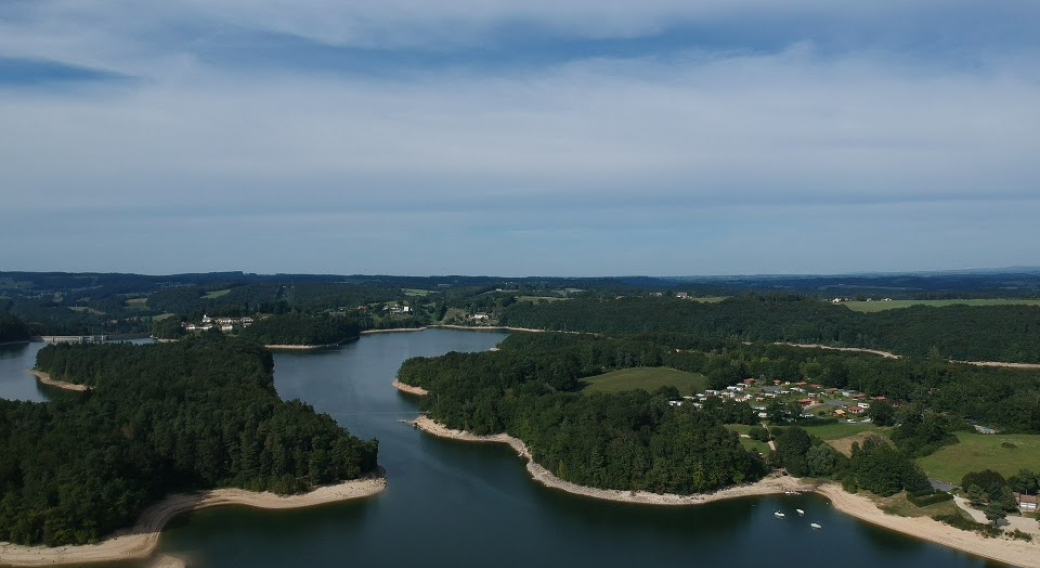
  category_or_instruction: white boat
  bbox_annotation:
[774,511,786,519]
[796,508,805,516]
[810,523,822,530]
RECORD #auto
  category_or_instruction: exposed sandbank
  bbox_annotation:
[263,337,357,350]
[392,380,429,396]
[0,474,386,567]
[28,370,89,392]
[414,416,1040,568]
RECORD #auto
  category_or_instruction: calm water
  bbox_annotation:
[0,331,1002,567]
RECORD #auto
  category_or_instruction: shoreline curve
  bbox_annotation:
[28,370,89,392]
[413,416,1040,568]
[392,380,428,396]
[0,472,386,567]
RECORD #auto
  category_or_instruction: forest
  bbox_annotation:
[240,314,363,346]
[396,330,1040,496]
[397,333,768,494]
[0,314,30,343]
[0,334,378,546]
[500,295,1040,363]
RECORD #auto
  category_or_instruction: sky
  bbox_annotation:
[1,1,1038,277]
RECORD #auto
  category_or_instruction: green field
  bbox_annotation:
[802,422,883,440]
[124,297,149,309]
[202,289,231,299]
[581,367,708,396]
[517,296,569,303]
[690,296,728,303]
[402,288,431,297]
[841,299,1040,313]
[916,432,1040,484]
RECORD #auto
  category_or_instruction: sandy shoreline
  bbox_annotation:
[413,416,805,505]
[27,370,89,392]
[392,380,429,396]
[414,416,1040,568]
[0,474,386,567]
[263,337,357,350]
[361,327,428,335]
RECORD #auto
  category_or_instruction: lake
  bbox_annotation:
[0,330,1002,567]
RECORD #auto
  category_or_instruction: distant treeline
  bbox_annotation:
[501,295,1040,363]
[398,333,767,494]
[0,314,30,343]
[0,335,377,546]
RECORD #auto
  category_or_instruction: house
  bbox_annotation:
[472,313,490,321]
[1014,493,1038,512]
[705,389,720,396]
[676,292,689,299]
[743,378,757,386]
[798,398,814,406]
[847,406,866,415]
[857,402,871,409]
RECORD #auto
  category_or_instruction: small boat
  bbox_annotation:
[796,508,805,516]
[810,523,822,530]
[774,511,786,519]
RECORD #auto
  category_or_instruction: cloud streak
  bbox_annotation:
[0,1,1037,274]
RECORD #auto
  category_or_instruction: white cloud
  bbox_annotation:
[1,0,1038,273]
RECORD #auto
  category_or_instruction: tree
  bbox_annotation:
[867,401,897,427]
[967,484,988,506]
[983,502,1006,526]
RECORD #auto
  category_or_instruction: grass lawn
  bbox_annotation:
[402,288,431,297]
[875,492,966,520]
[725,425,771,454]
[802,422,883,440]
[202,289,231,299]
[581,367,709,396]
[690,296,728,303]
[124,297,149,309]
[68,306,105,315]
[517,296,569,303]
[842,299,1040,313]
[916,432,1040,484]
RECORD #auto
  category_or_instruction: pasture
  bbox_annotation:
[916,432,1040,484]
[581,367,709,396]
[841,299,1040,313]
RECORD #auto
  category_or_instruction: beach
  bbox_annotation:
[0,474,386,567]
[27,370,89,392]
[414,416,1040,568]
[360,327,428,335]
[392,380,429,396]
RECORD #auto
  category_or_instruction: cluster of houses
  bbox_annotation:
[667,378,888,422]
[830,297,895,304]
[182,315,254,333]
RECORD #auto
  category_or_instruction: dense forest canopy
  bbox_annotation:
[500,295,1040,363]
[0,335,378,546]
[396,330,1040,497]
[398,334,767,494]
[0,314,30,343]
[240,314,363,346]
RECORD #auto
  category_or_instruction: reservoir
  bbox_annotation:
[0,330,1003,567]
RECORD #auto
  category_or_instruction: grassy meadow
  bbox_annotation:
[581,367,709,396]
[841,299,1040,313]
[916,432,1040,484]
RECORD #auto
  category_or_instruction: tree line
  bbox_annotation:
[500,294,1040,363]
[0,334,378,546]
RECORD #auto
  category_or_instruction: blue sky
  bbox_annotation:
[1,1,1038,276]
